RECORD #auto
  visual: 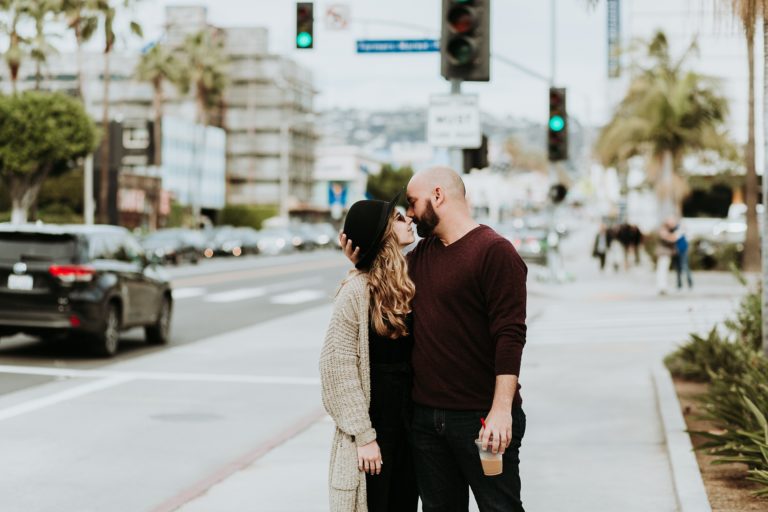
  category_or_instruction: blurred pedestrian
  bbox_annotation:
[656,217,678,295]
[343,167,528,512]
[671,221,693,290]
[606,224,623,272]
[320,195,419,512]
[592,223,609,271]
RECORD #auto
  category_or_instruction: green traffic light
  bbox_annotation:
[549,115,565,132]
[297,32,313,48]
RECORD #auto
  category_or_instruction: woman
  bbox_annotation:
[319,195,418,512]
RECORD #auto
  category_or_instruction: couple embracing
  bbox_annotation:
[319,167,528,512]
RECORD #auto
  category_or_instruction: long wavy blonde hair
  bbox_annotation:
[366,214,416,339]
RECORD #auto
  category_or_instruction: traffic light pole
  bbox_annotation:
[450,79,465,173]
[546,0,564,283]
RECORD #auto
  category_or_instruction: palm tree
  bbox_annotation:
[595,32,731,219]
[25,0,60,90]
[0,0,30,94]
[61,0,99,100]
[135,42,182,167]
[178,29,228,126]
[93,0,142,223]
[719,0,762,271]
[176,29,228,224]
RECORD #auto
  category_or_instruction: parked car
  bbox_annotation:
[288,224,319,251]
[0,224,172,357]
[208,226,260,257]
[141,228,206,265]
[254,228,294,256]
[495,225,548,266]
[305,223,341,250]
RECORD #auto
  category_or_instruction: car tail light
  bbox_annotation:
[49,265,95,283]
[69,315,81,327]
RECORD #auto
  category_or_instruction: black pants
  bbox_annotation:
[366,362,419,512]
[411,405,526,512]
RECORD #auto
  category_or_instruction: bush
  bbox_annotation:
[724,285,762,352]
[219,204,277,230]
[689,238,744,271]
[664,327,753,381]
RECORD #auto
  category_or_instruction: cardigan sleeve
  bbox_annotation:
[319,279,377,446]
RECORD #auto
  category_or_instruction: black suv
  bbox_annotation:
[0,224,173,357]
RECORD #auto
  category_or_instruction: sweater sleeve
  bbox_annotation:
[319,281,377,445]
[482,239,528,376]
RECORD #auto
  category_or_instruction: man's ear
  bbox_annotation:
[433,186,445,207]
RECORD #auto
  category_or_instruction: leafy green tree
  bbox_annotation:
[366,164,414,206]
[0,92,98,223]
[595,32,730,220]
[136,42,184,166]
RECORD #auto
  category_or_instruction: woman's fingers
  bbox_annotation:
[374,458,382,475]
[358,455,364,472]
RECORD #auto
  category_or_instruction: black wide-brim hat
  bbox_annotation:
[343,191,402,270]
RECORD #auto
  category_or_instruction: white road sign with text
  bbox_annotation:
[427,94,481,149]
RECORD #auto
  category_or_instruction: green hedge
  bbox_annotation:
[219,205,278,230]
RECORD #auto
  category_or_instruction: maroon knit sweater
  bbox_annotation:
[407,225,527,411]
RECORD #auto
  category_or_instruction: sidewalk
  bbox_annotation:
[176,237,745,511]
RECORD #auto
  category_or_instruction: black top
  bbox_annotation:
[369,314,414,365]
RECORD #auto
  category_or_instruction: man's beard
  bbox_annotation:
[415,201,439,238]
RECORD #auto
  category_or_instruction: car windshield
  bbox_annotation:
[0,233,78,262]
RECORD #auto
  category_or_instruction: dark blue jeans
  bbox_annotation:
[411,405,526,512]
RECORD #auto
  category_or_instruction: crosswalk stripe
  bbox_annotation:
[270,289,326,305]
[172,288,206,300]
[206,288,267,303]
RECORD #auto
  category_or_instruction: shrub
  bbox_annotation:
[664,327,753,382]
[219,204,277,230]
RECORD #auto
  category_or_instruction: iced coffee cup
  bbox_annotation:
[474,439,503,476]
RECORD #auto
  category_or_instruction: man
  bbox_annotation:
[342,167,528,511]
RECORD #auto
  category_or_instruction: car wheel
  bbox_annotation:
[92,302,120,357]
[145,296,172,345]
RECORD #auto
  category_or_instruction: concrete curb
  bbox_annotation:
[652,364,712,512]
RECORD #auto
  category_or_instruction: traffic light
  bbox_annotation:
[440,0,490,82]
[462,134,488,173]
[548,87,568,161]
[296,2,314,49]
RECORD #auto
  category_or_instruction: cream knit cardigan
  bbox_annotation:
[319,271,376,512]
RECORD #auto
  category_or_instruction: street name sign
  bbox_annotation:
[356,39,440,53]
[427,94,482,148]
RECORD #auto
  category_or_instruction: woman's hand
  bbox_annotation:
[339,233,361,266]
[357,440,382,475]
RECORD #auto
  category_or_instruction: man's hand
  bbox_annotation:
[479,408,513,455]
[357,439,382,475]
[339,233,361,266]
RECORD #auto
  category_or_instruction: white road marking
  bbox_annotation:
[0,364,320,386]
[171,288,206,300]
[270,289,327,305]
[205,288,267,303]
[0,376,133,422]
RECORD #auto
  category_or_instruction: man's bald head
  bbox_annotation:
[409,166,466,202]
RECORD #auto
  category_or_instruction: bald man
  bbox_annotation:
[343,167,528,512]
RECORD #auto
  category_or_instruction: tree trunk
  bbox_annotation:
[761,16,768,357]
[76,28,84,100]
[99,50,111,224]
[744,26,761,271]
[655,150,677,223]
[9,174,46,225]
[153,78,163,167]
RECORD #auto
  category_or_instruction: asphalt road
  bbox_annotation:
[0,250,350,394]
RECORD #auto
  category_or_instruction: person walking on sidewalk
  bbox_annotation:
[670,220,693,290]
[320,195,419,512]
[655,218,678,295]
[342,167,528,512]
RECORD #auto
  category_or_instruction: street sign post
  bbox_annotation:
[356,39,440,53]
[427,93,481,149]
